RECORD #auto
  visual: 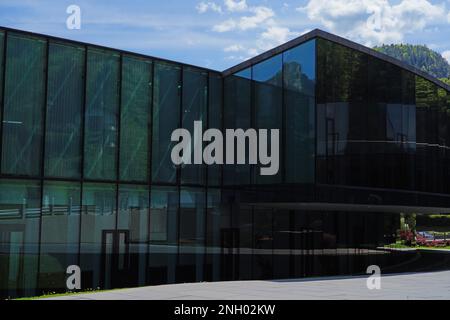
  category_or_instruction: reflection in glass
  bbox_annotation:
[181,68,207,185]
[284,40,316,183]
[84,48,120,180]
[149,186,178,284]
[224,68,251,185]
[152,62,181,184]
[2,33,46,176]
[45,42,84,178]
[80,183,117,289]
[179,188,205,282]
[120,56,152,182]
[253,54,282,184]
[40,181,81,291]
[118,184,149,286]
[0,179,41,297]
[208,74,223,186]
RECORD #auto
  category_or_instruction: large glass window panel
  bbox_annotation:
[231,202,253,280]
[178,187,205,282]
[2,33,46,176]
[208,74,223,186]
[84,48,120,180]
[416,76,440,193]
[253,207,273,279]
[273,209,291,279]
[0,179,41,298]
[39,181,81,292]
[120,56,152,182]
[253,54,282,184]
[206,188,230,281]
[284,40,316,183]
[0,31,4,116]
[181,68,207,185]
[149,186,178,284]
[223,68,251,185]
[118,184,149,286]
[45,42,84,178]
[80,183,117,290]
[152,62,181,184]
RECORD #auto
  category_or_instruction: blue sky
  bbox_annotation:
[1,0,450,71]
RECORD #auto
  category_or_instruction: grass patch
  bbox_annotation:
[384,243,450,250]
[13,287,125,300]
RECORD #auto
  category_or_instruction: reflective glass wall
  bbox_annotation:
[1,27,450,299]
[316,38,450,193]
[0,29,223,298]
[223,39,316,185]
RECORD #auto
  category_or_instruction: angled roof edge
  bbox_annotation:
[222,28,450,93]
[0,26,221,74]
[1,26,449,92]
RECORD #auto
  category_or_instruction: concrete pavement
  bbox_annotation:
[43,270,450,300]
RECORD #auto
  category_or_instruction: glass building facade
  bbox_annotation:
[1,27,450,298]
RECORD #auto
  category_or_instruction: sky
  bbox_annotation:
[0,0,450,71]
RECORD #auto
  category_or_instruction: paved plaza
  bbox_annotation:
[43,270,450,300]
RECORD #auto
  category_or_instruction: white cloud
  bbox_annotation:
[196,2,222,14]
[261,25,291,43]
[224,44,245,52]
[298,0,447,46]
[212,6,274,32]
[213,18,236,32]
[204,1,299,61]
[443,50,450,64]
[224,0,248,12]
[239,6,275,30]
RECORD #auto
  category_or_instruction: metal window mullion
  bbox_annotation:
[0,31,8,174]
[115,53,123,231]
[176,67,183,272]
[78,44,88,266]
[146,60,155,284]
[281,52,286,183]
[36,38,50,290]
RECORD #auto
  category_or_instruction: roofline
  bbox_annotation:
[222,28,450,93]
[0,26,221,75]
[0,26,449,92]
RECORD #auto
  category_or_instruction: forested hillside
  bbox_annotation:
[373,44,450,84]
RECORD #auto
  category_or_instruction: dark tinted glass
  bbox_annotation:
[208,74,223,186]
[0,179,41,297]
[179,188,205,282]
[118,184,149,286]
[205,188,228,281]
[152,62,181,184]
[253,54,282,184]
[181,68,207,185]
[223,68,251,185]
[120,56,152,182]
[80,182,117,289]
[84,48,120,180]
[40,181,81,291]
[283,40,316,183]
[2,33,46,176]
[316,38,419,191]
[253,207,273,279]
[0,31,4,116]
[149,186,179,284]
[45,42,84,178]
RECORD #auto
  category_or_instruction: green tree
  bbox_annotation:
[374,44,450,79]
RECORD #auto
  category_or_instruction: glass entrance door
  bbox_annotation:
[101,230,130,289]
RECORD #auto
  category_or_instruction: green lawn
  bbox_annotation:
[384,243,450,250]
